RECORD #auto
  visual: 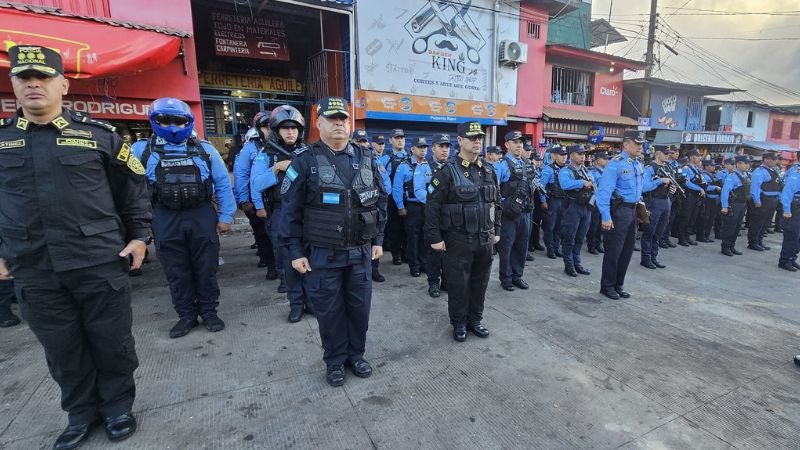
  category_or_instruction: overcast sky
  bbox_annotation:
[590,0,800,106]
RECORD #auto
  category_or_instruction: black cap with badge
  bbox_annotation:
[8,45,64,77]
[413,137,429,147]
[391,128,405,138]
[431,133,451,145]
[353,129,368,141]
[373,134,385,144]
[486,146,503,154]
[623,130,646,144]
[594,151,609,159]
[504,130,523,142]
[457,121,486,138]
[316,96,350,118]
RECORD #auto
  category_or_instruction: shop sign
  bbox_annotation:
[354,90,508,126]
[681,131,743,145]
[649,89,687,130]
[199,72,303,94]
[210,11,290,61]
[1,95,151,120]
[356,0,519,104]
[599,85,619,97]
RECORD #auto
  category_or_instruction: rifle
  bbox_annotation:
[578,165,598,206]
[658,165,686,197]
[266,140,297,160]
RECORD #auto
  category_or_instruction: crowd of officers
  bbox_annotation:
[3,44,800,450]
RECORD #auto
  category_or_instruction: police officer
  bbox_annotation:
[778,156,800,271]
[720,155,752,256]
[541,145,568,259]
[677,149,706,246]
[353,128,369,147]
[372,134,389,168]
[424,121,500,342]
[386,129,409,265]
[279,97,387,387]
[596,130,645,300]
[749,152,783,251]
[233,112,277,277]
[699,160,722,243]
[587,151,609,254]
[393,137,429,277]
[132,98,236,338]
[484,145,503,164]
[641,145,675,269]
[415,133,451,297]
[367,133,392,282]
[250,105,310,322]
[529,149,547,253]
[664,149,684,247]
[494,131,533,290]
[0,45,149,448]
[559,145,595,277]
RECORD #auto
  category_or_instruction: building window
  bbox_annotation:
[791,122,800,140]
[746,111,754,128]
[772,120,784,139]
[527,21,541,39]
[551,66,594,106]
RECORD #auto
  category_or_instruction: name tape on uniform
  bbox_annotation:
[0,139,25,150]
[56,138,97,149]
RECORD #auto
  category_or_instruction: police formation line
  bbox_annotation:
[2,45,800,450]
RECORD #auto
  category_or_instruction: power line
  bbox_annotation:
[663,0,693,18]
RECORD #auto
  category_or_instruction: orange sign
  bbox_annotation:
[355,90,508,125]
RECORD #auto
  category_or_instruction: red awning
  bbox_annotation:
[0,6,185,79]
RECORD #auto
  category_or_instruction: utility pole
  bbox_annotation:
[644,0,658,78]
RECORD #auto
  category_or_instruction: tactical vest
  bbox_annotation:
[648,162,670,199]
[389,151,409,180]
[261,143,296,209]
[142,137,212,210]
[730,171,751,203]
[687,165,704,188]
[760,166,782,193]
[302,145,380,249]
[545,163,565,199]
[501,156,534,217]
[440,159,498,234]
[565,166,594,205]
[403,161,420,201]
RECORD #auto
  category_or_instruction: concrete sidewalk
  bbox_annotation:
[1,231,799,449]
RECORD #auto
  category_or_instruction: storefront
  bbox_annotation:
[539,106,637,153]
[190,0,353,150]
[0,1,199,141]
[354,90,509,150]
[680,131,743,156]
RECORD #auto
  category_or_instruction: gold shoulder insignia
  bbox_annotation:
[117,143,131,162]
[127,154,146,175]
[461,159,470,168]
[16,117,29,130]
[52,116,69,130]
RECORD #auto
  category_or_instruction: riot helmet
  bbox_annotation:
[148,97,194,144]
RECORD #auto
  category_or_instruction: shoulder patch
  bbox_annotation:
[286,165,299,181]
[0,118,13,127]
[117,143,132,162]
[293,146,307,156]
[126,154,146,175]
[279,176,292,194]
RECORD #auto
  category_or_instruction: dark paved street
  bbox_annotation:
[2,230,799,449]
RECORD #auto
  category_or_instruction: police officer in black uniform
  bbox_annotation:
[279,97,387,387]
[424,121,501,342]
[0,45,149,449]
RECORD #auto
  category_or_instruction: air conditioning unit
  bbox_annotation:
[499,41,528,66]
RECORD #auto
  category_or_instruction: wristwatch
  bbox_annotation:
[133,236,153,245]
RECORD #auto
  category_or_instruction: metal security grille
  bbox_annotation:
[527,21,540,39]
[551,66,593,106]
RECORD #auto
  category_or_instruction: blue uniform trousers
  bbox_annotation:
[587,207,603,250]
[700,196,720,240]
[152,203,221,320]
[601,205,637,291]
[498,211,531,283]
[641,197,670,263]
[385,198,405,260]
[748,196,779,246]
[404,202,426,271]
[542,198,565,252]
[303,246,372,366]
[780,203,800,264]
[721,201,747,250]
[268,203,307,308]
[560,201,591,268]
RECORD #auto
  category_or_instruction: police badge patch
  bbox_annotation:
[280,176,292,194]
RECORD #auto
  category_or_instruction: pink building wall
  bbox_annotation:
[543,62,624,115]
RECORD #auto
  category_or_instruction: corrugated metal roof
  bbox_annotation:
[0,1,192,38]
[543,106,639,126]
[742,140,798,152]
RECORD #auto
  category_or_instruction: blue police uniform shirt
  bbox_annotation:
[375,152,390,169]
[596,151,644,222]
[392,160,422,208]
[233,140,259,204]
[589,166,604,185]
[717,170,730,184]
[412,160,432,203]
[750,165,781,203]
[780,164,800,212]
[642,165,664,193]
[249,147,280,210]
[681,164,704,192]
[702,171,721,198]
[720,169,747,209]
[539,163,559,203]
[558,163,588,191]
[131,138,237,224]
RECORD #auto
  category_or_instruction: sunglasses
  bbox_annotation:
[154,114,190,127]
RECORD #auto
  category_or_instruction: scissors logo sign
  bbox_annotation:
[404,0,486,66]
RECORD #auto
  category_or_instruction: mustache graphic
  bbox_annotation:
[435,39,457,51]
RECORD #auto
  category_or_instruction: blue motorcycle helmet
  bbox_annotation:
[148,97,194,144]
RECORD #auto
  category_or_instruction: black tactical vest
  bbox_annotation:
[760,166,782,193]
[565,165,594,205]
[501,156,534,217]
[546,163,565,199]
[302,145,380,249]
[402,161,419,201]
[143,138,212,210]
[440,159,498,234]
[389,151,409,180]
[731,171,751,203]
[648,162,670,199]
[261,142,296,209]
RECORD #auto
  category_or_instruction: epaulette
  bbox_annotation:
[73,113,116,133]
[613,155,623,161]
[293,146,307,156]
[0,117,13,127]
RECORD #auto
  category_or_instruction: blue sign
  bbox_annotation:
[638,117,651,127]
[587,124,605,144]
[649,88,687,130]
